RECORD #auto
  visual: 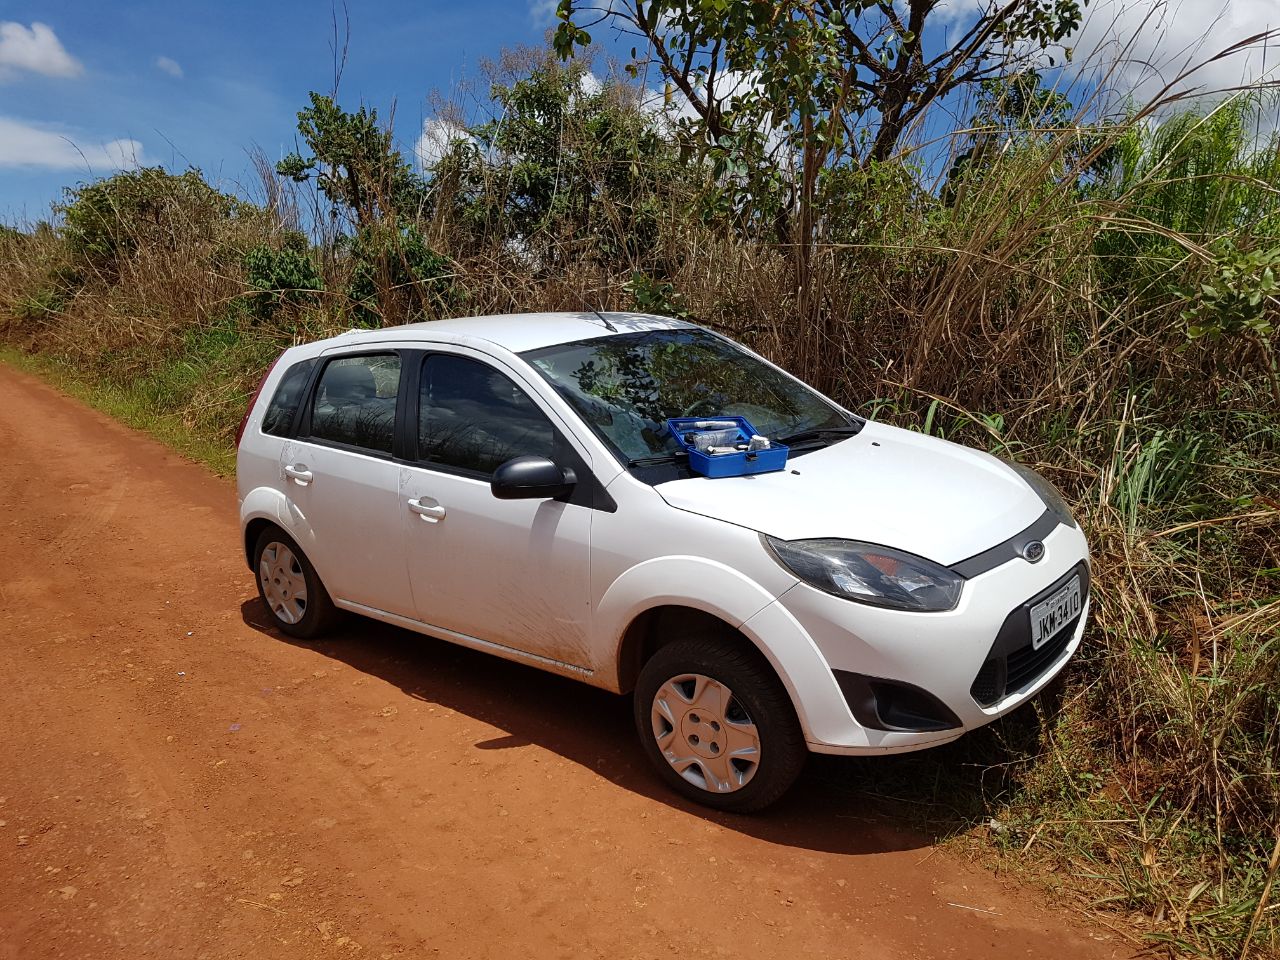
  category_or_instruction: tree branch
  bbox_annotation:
[629,0,723,139]
[876,0,906,35]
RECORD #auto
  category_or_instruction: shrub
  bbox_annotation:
[344,225,459,325]
[59,167,240,272]
[242,231,325,321]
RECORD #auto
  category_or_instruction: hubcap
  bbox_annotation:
[651,673,761,794]
[258,541,309,625]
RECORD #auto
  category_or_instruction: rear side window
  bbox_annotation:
[418,354,557,476]
[261,358,316,437]
[309,353,402,454]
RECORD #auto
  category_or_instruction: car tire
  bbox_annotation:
[252,527,338,639]
[634,635,806,813]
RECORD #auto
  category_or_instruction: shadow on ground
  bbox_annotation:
[241,598,1063,857]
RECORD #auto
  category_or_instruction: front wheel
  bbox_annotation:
[634,636,806,812]
[252,528,338,639]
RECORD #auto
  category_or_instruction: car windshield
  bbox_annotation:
[522,329,856,463]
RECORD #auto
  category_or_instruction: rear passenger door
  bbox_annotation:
[280,351,415,618]
[399,349,594,669]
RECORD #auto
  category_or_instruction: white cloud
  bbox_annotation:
[933,0,981,26]
[155,55,183,79]
[639,69,757,123]
[1069,0,1277,109]
[932,0,1275,109]
[639,69,794,158]
[0,21,82,81]
[638,84,702,125]
[415,117,471,169]
[577,70,602,98]
[0,116,144,171]
[529,0,558,26]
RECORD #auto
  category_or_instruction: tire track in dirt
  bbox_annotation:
[0,363,1127,960]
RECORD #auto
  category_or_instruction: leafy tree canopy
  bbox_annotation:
[436,55,683,266]
[556,0,1084,165]
[277,92,427,230]
[554,0,1086,247]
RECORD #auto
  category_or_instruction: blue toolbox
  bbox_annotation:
[666,416,790,478]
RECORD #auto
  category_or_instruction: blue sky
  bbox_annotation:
[1,0,1272,222]
[0,1,563,220]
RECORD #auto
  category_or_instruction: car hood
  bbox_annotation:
[655,421,1045,566]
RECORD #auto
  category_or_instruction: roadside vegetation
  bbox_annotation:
[1,3,1277,954]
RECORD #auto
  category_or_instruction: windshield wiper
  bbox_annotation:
[776,424,863,446]
[628,452,688,467]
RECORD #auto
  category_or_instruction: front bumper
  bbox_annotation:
[759,520,1090,755]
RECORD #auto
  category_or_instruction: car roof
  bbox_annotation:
[325,311,699,354]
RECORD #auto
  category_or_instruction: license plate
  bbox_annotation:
[1030,576,1082,649]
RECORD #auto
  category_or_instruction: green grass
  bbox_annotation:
[0,345,238,476]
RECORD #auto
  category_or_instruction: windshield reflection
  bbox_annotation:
[523,329,853,463]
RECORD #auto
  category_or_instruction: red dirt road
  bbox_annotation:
[0,364,1124,959]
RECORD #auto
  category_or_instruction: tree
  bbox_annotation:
[555,0,1084,168]
[277,93,426,232]
[277,93,450,324]
[435,54,683,272]
[554,0,1085,323]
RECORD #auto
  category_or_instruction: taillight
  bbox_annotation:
[236,351,284,447]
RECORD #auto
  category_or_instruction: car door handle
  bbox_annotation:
[407,498,446,522]
[283,463,313,484]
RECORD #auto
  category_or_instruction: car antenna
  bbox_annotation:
[591,307,618,333]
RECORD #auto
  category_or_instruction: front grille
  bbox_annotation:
[1006,617,1078,692]
[969,562,1089,707]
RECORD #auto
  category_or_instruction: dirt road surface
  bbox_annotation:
[0,364,1124,959]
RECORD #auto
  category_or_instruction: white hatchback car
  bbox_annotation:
[237,312,1090,811]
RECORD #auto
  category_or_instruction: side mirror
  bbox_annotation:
[491,456,577,501]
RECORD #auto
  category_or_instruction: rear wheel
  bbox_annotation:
[252,528,337,639]
[634,635,806,812]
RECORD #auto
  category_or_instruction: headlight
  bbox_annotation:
[763,536,963,612]
[1009,463,1076,528]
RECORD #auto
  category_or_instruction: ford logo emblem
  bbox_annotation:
[1022,540,1046,563]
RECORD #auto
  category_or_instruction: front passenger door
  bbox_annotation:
[399,351,593,670]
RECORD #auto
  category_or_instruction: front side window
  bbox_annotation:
[309,353,401,454]
[262,358,316,437]
[522,329,854,463]
[418,354,557,476]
